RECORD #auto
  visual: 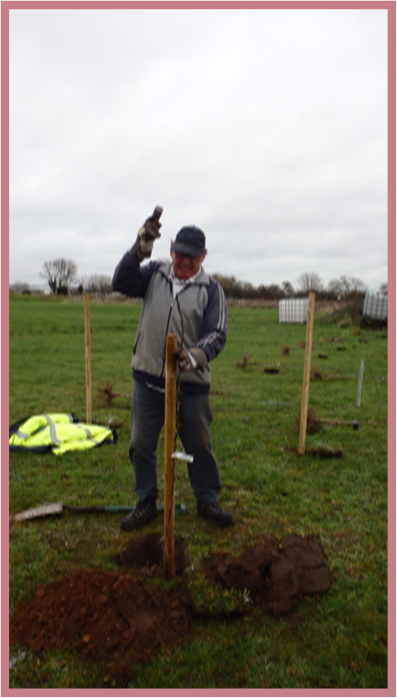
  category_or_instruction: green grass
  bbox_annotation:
[8,295,389,689]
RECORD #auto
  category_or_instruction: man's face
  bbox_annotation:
[171,250,207,280]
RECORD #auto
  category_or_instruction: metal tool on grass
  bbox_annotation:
[356,340,365,408]
[14,502,187,523]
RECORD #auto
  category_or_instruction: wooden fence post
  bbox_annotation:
[84,293,92,425]
[164,334,177,578]
[298,292,316,455]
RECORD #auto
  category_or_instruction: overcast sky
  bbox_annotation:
[9,6,389,293]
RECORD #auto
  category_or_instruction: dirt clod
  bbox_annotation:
[201,533,332,616]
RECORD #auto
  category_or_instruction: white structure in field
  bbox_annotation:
[279,298,309,324]
[362,293,388,321]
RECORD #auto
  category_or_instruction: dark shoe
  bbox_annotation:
[197,501,233,527]
[121,498,157,531]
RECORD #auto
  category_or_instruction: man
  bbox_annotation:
[112,208,232,530]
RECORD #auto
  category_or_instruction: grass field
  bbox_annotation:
[8,294,389,689]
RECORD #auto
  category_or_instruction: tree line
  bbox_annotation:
[212,271,386,301]
[11,258,387,300]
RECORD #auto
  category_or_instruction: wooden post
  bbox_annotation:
[298,292,316,455]
[164,334,177,578]
[84,293,92,425]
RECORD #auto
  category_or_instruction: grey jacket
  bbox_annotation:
[112,250,228,390]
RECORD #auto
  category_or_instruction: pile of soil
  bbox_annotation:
[10,565,192,687]
[201,533,333,616]
[10,532,332,687]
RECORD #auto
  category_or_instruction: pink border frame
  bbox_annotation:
[1,2,395,696]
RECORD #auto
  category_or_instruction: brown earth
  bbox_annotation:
[201,533,333,616]
[10,532,332,687]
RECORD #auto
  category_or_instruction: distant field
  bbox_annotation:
[8,294,388,689]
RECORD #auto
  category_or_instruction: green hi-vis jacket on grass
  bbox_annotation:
[9,413,116,455]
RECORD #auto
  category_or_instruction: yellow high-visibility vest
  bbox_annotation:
[9,413,116,455]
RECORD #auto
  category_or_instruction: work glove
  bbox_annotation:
[173,347,207,372]
[131,205,163,260]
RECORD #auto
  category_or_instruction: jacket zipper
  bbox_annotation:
[160,279,176,378]
[160,279,191,377]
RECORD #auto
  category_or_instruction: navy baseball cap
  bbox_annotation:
[171,226,206,257]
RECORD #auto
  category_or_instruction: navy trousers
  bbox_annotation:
[129,378,222,503]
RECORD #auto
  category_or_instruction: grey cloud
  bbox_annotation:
[8,7,388,292]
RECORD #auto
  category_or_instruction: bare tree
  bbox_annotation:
[82,274,113,294]
[348,276,367,296]
[265,284,284,299]
[379,282,388,295]
[327,278,343,298]
[12,280,30,294]
[40,259,78,295]
[339,275,353,296]
[297,271,323,294]
[327,275,367,299]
